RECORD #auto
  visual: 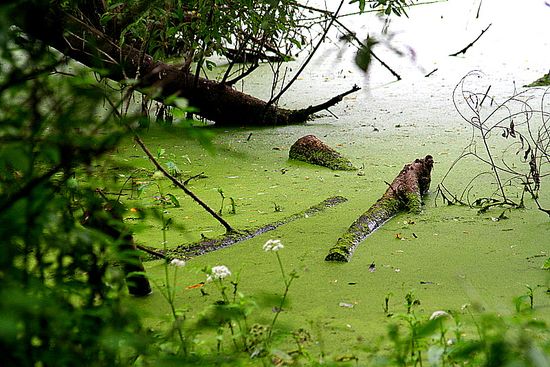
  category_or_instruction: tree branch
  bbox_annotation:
[288,1,402,80]
[133,134,235,233]
[265,0,347,108]
[288,84,361,122]
[23,7,354,126]
[449,23,492,57]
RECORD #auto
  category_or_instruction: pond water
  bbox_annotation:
[123,0,550,360]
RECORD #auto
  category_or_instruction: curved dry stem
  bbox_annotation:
[441,73,550,216]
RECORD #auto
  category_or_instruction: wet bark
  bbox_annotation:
[19,7,359,126]
[325,155,434,262]
[289,135,357,170]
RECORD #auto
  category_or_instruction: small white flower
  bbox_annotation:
[429,310,450,320]
[170,258,186,267]
[207,265,231,282]
[263,239,284,252]
[174,31,184,41]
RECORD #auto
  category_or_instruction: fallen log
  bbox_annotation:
[140,196,348,260]
[325,155,434,262]
[18,6,360,126]
[289,135,357,170]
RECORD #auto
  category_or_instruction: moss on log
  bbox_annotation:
[325,155,434,262]
[289,135,356,170]
[141,196,348,260]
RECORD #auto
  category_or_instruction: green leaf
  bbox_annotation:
[166,193,180,207]
[156,147,165,159]
[354,37,378,72]
[359,0,366,13]
[100,14,114,26]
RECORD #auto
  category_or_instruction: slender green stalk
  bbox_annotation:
[155,184,187,355]
[268,252,295,341]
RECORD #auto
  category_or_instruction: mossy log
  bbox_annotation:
[289,135,356,170]
[325,155,434,262]
[141,196,348,260]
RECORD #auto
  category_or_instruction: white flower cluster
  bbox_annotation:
[169,258,186,267]
[429,310,450,320]
[263,239,284,252]
[207,265,231,282]
[174,31,184,41]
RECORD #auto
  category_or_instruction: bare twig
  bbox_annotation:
[424,68,438,78]
[136,244,166,259]
[439,72,550,217]
[289,1,402,80]
[265,0,346,109]
[449,23,492,57]
[288,84,361,121]
[133,134,235,233]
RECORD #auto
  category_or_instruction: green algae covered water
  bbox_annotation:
[115,0,550,361]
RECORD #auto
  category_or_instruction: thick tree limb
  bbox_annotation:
[20,7,359,126]
[325,155,433,262]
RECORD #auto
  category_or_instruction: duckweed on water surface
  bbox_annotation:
[115,122,549,362]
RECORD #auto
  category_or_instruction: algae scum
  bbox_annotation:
[115,1,550,358]
[117,119,549,358]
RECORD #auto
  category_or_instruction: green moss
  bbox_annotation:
[404,191,422,214]
[290,149,356,171]
[325,197,403,262]
[324,248,350,262]
[526,72,550,87]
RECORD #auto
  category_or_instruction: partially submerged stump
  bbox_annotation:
[325,155,434,262]
[289,135,356,170]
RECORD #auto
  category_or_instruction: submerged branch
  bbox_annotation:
[141,196,348,260]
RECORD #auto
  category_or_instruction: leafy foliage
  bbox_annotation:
[0,3,150,365]
[351,0,412,16]
[2,1,549,366]
[100,0,304,68]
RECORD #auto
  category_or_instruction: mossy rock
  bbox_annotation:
[289,135,356,171]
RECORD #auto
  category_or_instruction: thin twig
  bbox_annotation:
[133,134,235,233]
[184,172,207,186]
[265,0,346,109]
[449,23,492,57]
[424,68,438,77]
[136,244,167,259]
[289,1,402,80]
[288,84,361,121]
